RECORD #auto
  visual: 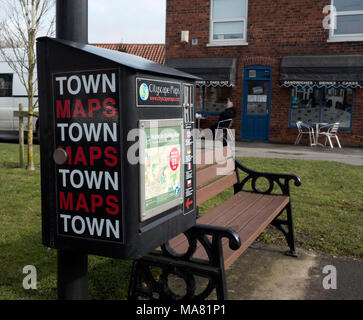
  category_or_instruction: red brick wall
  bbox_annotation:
[166,0,363,146]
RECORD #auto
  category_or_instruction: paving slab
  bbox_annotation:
[224,242,363,300]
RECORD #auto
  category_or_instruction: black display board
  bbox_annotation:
[37,37,198,259]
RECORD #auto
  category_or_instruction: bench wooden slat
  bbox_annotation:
[222,196,290,269]
[196,157,235,187]
[196,146,232,169]
[196,173,238,206]
[197,192,264,227]
[174,194,285,261]
[166,192,261,255]
[167,192,289,269]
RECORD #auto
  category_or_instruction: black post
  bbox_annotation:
[56,0,89,300]
[57,251,88,300]
[56,0,88,43]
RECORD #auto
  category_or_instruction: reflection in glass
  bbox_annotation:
[205,86,231,113]
[247,82,268,115]
[213,21,244,40]
[321,88,352,127]
[335,15,363,35]
[334,0,363,12]
[290,87,352,128]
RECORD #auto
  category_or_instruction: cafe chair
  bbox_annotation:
[318,122,341,149]
[216,118,234,142]
[295,121,314,146]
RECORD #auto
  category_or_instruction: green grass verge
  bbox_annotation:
[0,143,362,299]
[200,157,363,259]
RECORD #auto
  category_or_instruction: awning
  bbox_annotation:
[279,55,363,88]
[167,57,237,87]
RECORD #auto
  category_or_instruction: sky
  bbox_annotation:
[0,0,166,45]
[88,0,166,44]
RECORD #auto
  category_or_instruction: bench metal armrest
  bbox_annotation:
[161,223,241,266]
[234,158,301,196]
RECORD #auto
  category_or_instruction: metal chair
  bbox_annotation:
[216,118,234,142]
[318,122,341,149]
[295,121,314,146]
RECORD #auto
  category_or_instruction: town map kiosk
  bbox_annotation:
[37,37,198,259]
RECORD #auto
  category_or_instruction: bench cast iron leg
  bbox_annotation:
[271,204,299,258]
[285,203,299,257]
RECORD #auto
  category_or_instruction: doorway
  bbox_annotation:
[241,66,272,141]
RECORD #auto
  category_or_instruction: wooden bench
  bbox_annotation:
[128,143,301,300]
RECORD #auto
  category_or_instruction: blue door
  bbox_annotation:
[241,66,272,141]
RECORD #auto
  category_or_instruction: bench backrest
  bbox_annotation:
[196,145,237,206]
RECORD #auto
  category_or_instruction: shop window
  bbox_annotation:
[290,87,353,129]
[196,86,232,114]
[321,88,353,127]
[328,0,363,42]
[203,86,232,114]
[0,74,13,97]
[209,0,248,46]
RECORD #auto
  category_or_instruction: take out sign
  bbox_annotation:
[53,69,124,243]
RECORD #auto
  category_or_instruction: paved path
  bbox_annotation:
[224,242,363,300]
[234,141,363,166]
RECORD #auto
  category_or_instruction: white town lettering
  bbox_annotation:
[54,70,122,242]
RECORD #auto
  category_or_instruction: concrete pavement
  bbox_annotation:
[224,242,363,300]
[234,141,363,166]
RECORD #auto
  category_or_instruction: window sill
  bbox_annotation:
[327,36,363,43]
[207,41,248,47]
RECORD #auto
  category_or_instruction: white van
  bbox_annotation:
[0,49,39,138]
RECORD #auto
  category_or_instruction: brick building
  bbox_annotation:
[165,0,363,146]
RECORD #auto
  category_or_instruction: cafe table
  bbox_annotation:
[311,122,329,147]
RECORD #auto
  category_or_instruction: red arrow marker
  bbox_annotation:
[185,198,193,209]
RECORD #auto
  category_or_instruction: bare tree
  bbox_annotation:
[0,0,55,170]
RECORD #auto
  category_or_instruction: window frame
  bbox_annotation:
[328,0,363,42]
[289,86,354,130]
[208,0,248,47]
[0,73,13,97]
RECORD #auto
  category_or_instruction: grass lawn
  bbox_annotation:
[0,142,362,299]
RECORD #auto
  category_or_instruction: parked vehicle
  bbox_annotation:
[0,49,39,139]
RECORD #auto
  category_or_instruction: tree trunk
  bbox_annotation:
[26,26,36,171]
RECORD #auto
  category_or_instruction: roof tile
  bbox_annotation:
[91,43,165,64]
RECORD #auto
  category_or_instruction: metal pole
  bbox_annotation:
[57,251,88,300]
[56,0,88,43]
[56,0,89,300]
